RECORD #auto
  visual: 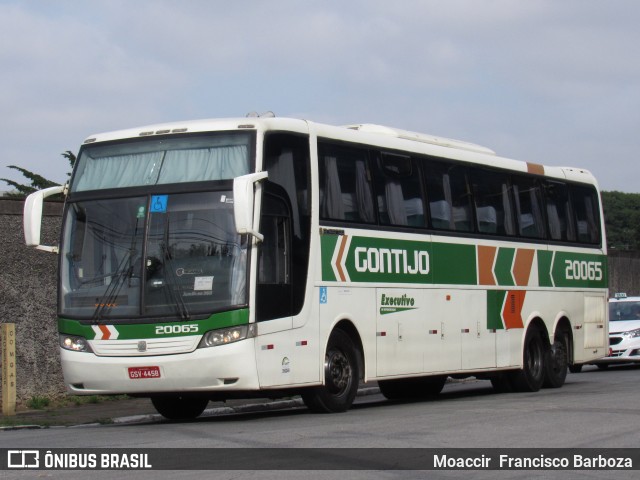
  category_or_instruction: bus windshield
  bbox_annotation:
[60,191,247,320]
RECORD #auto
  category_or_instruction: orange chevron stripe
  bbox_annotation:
[478,245,497,285]
[335,235,349,282]
[99,325,111,340]
[513,248,535,286]
[502,290,526,329]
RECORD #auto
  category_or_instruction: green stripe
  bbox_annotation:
[319,234,607,289]
[551,252,608,288]
[494,248,515,286]
[537,250,554,287]
[431,242,477,285]
[58,308,249,340]
[486,290,507,330]
[320,234,339,282]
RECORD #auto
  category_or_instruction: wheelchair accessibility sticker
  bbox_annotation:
[150,195,168,213]
[320,287,328,304]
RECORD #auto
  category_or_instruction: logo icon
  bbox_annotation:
[7,450,40,469]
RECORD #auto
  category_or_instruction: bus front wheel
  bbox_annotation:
[302,329,359,413]
[151,396,209,420]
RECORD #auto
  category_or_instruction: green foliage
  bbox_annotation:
[26,395,51,410]
[602,191,640,251]
[1,151,76,197]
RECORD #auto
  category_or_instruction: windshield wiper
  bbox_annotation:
[158,217,191,321]
[91,218,142,324]
[91,247,136,323]
[157,243,191,321]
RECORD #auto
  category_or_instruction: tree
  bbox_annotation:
[601,191,640,251]
[1,151,76,197]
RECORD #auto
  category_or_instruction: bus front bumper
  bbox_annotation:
[60,339,259,395]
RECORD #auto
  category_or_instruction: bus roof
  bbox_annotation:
[82,116,598,187]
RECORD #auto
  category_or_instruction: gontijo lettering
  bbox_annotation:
[354,247,430,275]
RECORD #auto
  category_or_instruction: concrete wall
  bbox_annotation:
[1,198,66,404]
[608,250,640,297]
[1,197,639,404]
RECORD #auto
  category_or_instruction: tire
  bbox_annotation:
[490,373,515,393]
[379,375,447,400]
[543,334,568,388]
[596,364,609,370]
[302,329,359,413]
[510,326,545,392]
[569,364,583,373]
[151,396,209,420]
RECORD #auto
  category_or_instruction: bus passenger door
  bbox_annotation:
[255,188,295,387]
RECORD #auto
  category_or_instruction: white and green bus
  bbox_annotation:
[24,115,608,419]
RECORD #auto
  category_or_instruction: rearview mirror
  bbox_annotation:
[24,184,66,253]
[233,172,268,242]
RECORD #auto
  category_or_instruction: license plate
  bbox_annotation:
[128,366,161,379]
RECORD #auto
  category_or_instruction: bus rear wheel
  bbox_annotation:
[510,326,545,392]
[379,375,447,400]
[543,334,568,388]
[569,364,583,373]
[302,329,359,413]
[151,396,209,420]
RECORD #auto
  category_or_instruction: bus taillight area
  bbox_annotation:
[59,336,261,395]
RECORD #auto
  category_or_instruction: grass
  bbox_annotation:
[26,395,50,410]
[0,394,132,427]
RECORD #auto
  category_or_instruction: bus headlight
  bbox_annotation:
[60,334,93,353]
[198,324,256,348]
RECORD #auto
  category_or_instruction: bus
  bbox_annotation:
[23,115,608,419]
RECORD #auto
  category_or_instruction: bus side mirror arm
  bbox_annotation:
[233,172,268,242]
[24,184,67,253]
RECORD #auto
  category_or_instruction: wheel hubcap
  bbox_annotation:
[325,349,352,395]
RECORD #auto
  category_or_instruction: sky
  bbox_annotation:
[1,0,639,193]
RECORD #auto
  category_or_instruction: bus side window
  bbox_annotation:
[319,144,375,224]
[425,161,472,232]
[570,185,601,245]
[470,168,515,236]
[511,176,546,239]
[373,152,425,227]
[544,181,575,242]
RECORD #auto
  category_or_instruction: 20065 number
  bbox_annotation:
[155,324,199,335]
[565,260,603,281]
